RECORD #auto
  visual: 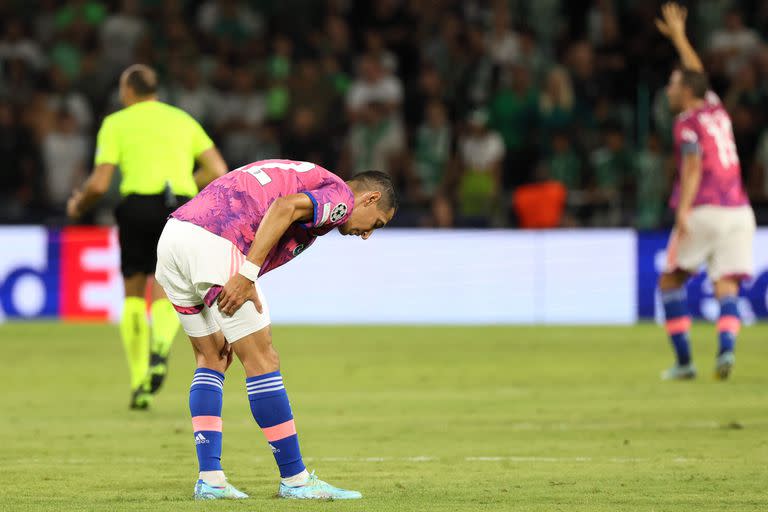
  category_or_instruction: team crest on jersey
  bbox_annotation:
[330,203,348,223]
[292,244,305,256]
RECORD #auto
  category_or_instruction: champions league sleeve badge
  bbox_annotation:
[330,203,348,223]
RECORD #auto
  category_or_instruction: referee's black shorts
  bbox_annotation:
[115,194,191,277]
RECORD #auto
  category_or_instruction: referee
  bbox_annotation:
[67,64,227,409]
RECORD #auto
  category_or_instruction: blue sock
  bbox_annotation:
[717,296,740,355]
[662,288,692,366]
[190,368,224,472]
[246,371,306,478]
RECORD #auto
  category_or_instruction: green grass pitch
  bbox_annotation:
[1,322,767,511]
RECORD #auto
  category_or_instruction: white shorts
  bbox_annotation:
[155,218,271,342]
[666,205,755,281]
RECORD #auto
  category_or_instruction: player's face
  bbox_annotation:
[667,70,684,113]
[338,192,395,240]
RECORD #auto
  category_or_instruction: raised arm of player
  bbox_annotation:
[674,152,703,238]
[66,163,116,220]
[194,147,227,189]
[216,193,315,316]
[655,2,704,72]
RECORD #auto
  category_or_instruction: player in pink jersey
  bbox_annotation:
[154,160,396,500]
[655,3,756,381]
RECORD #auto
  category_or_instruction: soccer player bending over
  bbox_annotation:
[655,3,755,380]
[155,159,396,499]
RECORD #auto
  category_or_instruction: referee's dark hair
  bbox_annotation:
[123,64,158,97]
[349,171,399,212]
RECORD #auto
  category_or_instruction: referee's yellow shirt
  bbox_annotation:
[94,101,213,197]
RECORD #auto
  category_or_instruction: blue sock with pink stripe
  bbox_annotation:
[190,368,224,472]
[662,288,692,366]
[246,371,306,478]
[717,296,740,355]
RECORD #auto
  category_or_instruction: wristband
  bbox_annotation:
[238,260,261,282]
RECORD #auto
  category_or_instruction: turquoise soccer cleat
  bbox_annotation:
[193,479,249,500]
[714,351,735,380]
[278,471,362,500]
[661,363,697,380]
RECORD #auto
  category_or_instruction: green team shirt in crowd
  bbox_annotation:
[94,101,213,197]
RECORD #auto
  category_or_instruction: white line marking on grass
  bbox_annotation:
[465,456,593,462]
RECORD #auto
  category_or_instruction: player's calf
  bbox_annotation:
[659,273,693,375]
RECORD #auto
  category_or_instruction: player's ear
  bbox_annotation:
[365,190,382,207]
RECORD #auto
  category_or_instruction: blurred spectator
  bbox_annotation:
[455,109,504,227]
[282,107,330,165]
[344,100,405,177]
[634,132,667,229]
[55,0,106,31]
[594,12,628,100]
[486,4,519,66]
[290,60,338,129]
[42,110,88,214]
[459,25,495,112]
[517,27,549,83]
[488,64,539,188]
[588,122,634,226]
[47,66,93,131]
[404,63,445,128]
[100,0,146,70]
[165,64,218,127]
[565,41,599,115]
[212,67,266,166]
[197,0,264,44]
[409,100,452,203]
[364,30,398,73]
[709,8,761,77]
[34,0,60,46]
[538,67,576,149]
[724,63,765,117]
[512,164,567,229]
[0,102,39,222]
[548,131,582,192]
[318,15,354,70]
[347,54,403,122]
[0,19,47,71]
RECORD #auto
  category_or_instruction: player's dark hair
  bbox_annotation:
[123,64,158,97]
[349,171,399,212]
[679,68,709,99]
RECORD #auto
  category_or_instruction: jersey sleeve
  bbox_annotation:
[675,118,701,156]
[705,90,721,106]
[189,116,214,157]
[302,182,353,228]
[94,116,119,165]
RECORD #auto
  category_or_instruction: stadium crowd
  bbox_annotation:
[2,0,768,228]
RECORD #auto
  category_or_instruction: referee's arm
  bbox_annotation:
[66,163,116,219]
[194,146,227,189]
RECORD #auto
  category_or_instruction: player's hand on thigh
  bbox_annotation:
[217,274,264,316]
[219,342,234,371]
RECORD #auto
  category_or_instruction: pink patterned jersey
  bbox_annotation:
[669,92,749,209]
[171,159,354,276]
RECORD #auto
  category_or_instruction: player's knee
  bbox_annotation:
[659,271,686,291]
[233,328,280,375]
[196,351,228,374]
[714,278,740,298]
